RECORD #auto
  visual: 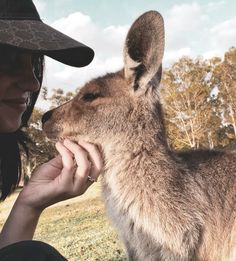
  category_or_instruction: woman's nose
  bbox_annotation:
[18,55,40,92]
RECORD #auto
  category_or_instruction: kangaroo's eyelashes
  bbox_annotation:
[81,93,102,102]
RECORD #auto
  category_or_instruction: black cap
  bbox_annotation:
[0,0,94,67]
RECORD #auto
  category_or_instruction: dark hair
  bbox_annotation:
[0,54,44,200]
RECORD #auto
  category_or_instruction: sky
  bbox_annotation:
[33,0,236,109]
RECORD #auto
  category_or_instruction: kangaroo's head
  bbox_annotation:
[42,11,165,150]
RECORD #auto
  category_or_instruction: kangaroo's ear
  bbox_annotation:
[124,11,164,93]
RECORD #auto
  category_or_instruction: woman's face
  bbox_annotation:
[0,50,40,132]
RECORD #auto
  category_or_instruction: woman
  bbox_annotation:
[0,0,103,260]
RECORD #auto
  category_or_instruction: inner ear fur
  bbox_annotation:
[124,11,165,91]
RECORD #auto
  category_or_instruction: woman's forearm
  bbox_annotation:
[0,198,42,249]
[0,140,102,249]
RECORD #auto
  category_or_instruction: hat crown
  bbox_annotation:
[0,0,40,20]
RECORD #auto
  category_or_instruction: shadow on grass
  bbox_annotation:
[34,195,126,261]
[0,184,127,261]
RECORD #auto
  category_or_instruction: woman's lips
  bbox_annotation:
[1,98,27,110]
[2,98,27,104]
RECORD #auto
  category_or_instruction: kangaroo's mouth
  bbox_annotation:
[43,132,60,144]
[42,122,62,140]
[43,128,81,144]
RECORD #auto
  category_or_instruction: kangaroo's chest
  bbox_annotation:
[102,182,164,260]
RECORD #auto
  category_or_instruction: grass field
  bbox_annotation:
[0,183,127,261]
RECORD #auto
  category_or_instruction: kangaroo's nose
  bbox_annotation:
[42,110,53,124]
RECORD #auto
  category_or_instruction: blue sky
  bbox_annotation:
[33,0,236,108]
[37,0,235,27]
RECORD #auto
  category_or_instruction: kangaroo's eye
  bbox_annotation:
[82,93,101,102]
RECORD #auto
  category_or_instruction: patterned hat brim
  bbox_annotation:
[0,19,94,67]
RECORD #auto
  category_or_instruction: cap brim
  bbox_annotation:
[0,19,94,67]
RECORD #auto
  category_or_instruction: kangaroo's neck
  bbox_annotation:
[103,101,172,171]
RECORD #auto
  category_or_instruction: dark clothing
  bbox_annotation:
[0,240,68,261]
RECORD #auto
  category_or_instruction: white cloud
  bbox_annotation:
[36,3,235,110]
[38,12,127,109]
[33,0,47,13]
[210,17,236,50]
[166,2,207,32]
[163,1,235,64]
[51,12,129,58]
[205,1,226,11]
[202,50,224,60]
[163,2,208,65]
[43,55,123,91]
[54,56,123,82]
[164,48,193,67]
[51,12,93,36]
[201,17,236,60]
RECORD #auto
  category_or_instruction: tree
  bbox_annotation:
[20,108,56,184]
[19,86,78,185]
[161,57,221,150]
[42,87,75,109]
[211,47,236,147]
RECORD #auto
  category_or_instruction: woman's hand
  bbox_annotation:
[0,139,103,248]
[17,139,103,211]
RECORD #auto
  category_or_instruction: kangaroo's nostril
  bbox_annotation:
[42,110,53,124]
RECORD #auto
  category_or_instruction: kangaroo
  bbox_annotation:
[42,11,236,261]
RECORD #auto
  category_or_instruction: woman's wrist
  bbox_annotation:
[0,196,42,249]
[13,195,43,219]
[15,190,44,215]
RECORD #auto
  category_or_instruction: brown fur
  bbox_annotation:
[42,11,236,261]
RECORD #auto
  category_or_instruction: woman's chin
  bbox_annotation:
[0,119,22,133]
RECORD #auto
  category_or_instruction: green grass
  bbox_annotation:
[0,184,127,261]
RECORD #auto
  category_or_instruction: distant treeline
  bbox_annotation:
[20,47,236,183]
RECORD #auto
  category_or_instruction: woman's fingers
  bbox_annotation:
[53,139,103,197]
[55,141,77,187]
[63,139,92,186]
[19,140,103,210]
[46,155,63,170]
[78,140,103,182]
[55,141,74,170]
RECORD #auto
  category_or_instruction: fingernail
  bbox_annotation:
[55,141,63,149]
[78,140,86,145]
[64,139,70,144]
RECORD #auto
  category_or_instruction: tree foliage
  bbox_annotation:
[161,47,236,150]
[20,108,56,184]
[20,87,77,183]
[43,87,75,109]
[211,47,236,147]
[20,47,236,184]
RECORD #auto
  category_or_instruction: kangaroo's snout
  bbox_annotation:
[41,109,62,140]
[42,110,53,125]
